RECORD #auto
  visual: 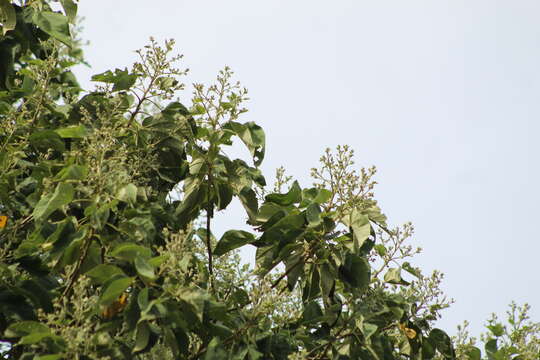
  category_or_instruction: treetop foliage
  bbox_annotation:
[0,1,538,359]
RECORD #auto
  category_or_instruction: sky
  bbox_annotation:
[74,0,540,336]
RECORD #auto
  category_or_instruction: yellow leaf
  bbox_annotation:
[0,216,7,228]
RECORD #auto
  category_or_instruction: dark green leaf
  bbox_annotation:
[214,230,255,257]
[85,264,125,284]
[338,254,370,291]
[429,328,455,359]
[265,181,302,206]
[29,130,65,152]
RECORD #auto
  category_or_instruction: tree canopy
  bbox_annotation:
[0,1,538,359]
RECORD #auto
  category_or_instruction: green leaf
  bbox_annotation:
[0,0,16,35]
[402,261,421,278]
[110,243,152,261]
[214,230,255,257]
[29,130,65,152]
[133,322,150,353]
[487,323,505,337]
[99,276,133,306]
[60,0,78,22]
[344,209,371,251]
[485,339,498,359]
[374,244,387,256]
[384,268,410,286]
[466,347,481,360]
[35,355,63,360]
[32,11,72,46]
[302,301,323,325]
[55,125,88,138]
[306,203,321,226]
[338,253,370,291]
[225,121,266,166]
[265,180,302,206]
[117,183,137,204]
[20,331,54,345]
[135,255,156,280]
[85,264,125,284]
[5,321,49,338]
[33,183,74,221]
[92,68,137,91]
[55,164,87,181]
[429,328,455,359]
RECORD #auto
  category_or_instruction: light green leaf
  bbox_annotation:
[32,11,72,46]
[214,230,255,257]
[117,183,137,204]
[5,321,49,338]
[344,209,371,251]
[306,203,321,226]
[384,268,410,285]
[110,243,152,261]
[55,125,88,138]
[60,0,77,22]
[33,183,74,221]
[99,276,133,306]
[0,0,16,35]
[134,255,156,280]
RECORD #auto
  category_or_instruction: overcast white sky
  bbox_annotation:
[74,0,540,335]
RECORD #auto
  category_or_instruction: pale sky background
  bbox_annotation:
[73,1,540,336]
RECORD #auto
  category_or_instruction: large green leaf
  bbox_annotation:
[110,243,152,261]
[134,255,156,280]
[85,264,125,284]
[265,181,302,206]
[214,230,255,257]
[32,11,72,46]
[344,209,371,251]
[429,328,455,359]
[33,183,74,221]
[99,276,133,306]
[225,121,265,166]
[338,253,370,291]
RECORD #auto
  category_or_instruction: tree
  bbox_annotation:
[0,2,537,359]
